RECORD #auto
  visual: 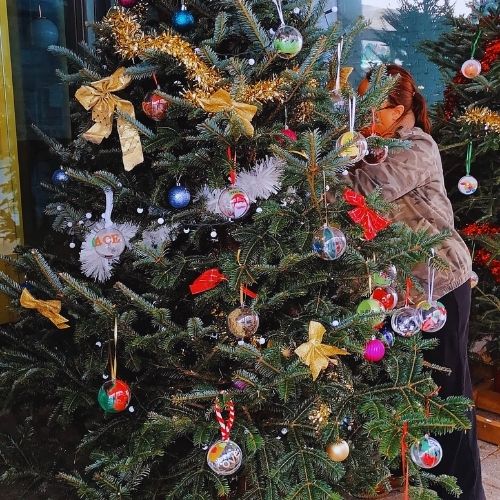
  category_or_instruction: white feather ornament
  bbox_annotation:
[80,221,138,282]
[197,156,285,214]
[141,223,179,248]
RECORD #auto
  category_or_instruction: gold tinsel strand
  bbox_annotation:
[101,8,221,93]
[101,8,284,104]
[458,106,500,134]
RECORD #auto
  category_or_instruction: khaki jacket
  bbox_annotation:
[349,126,471,301]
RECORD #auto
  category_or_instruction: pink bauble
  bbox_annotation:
[363,338,385,362]
[118,0,139,7]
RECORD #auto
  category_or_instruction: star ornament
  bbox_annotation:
[295,321,349,380]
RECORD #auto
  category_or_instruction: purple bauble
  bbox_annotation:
[232,380,248,391]
[118,0,139,7]
[363,338,385,362]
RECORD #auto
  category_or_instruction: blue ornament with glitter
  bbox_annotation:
[52,168,69,185]
[168,184,191,209]
[172,4,195,32]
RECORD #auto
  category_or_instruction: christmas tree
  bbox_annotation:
[0,1,472,498]
[422,2,500,367]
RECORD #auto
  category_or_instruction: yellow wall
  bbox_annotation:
[0,2,23,323]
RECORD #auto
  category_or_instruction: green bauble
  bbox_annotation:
[356,299,386,327]
[273,25,303,59]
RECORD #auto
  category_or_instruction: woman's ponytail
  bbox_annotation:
[412,92,431,134]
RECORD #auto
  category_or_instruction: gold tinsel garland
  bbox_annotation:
[101,8,284,104]
[458,106,500,134]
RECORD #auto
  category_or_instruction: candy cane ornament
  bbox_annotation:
[206,399,243,475]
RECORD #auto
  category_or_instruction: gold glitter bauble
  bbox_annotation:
[326,440,350,461]
[227,306,259,338]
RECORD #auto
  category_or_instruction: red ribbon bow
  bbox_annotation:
[189,268,227,294]
[343,189,390,240]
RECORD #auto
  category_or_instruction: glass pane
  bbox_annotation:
[6,0,112,246]
[327,0,472,104]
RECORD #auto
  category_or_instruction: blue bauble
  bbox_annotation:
[172,7,195,32]
[380,326,395,347]
[32,18,59,48]
[168,185,191,209]
[52,169,69,185]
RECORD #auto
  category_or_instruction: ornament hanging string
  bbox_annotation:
[470,30,483,59]
[465,142,473,176]
[271,0,286,27]
[236,249,258,301]
[109,316,118,381]
[401,422,409,500]
[335,38,344,92]
[425,386,441,418]
[214,399,235,441]
[427,248,436,302]
[371,108,376,136]
[348,95,356,133]
[103,188,114,229]
[152,72,160,89]
[322,170,329,226]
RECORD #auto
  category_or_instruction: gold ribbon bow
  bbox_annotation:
[295,321,348,381]
[20,288,70,329]
[75,67,144,171]
[198,89,258,137]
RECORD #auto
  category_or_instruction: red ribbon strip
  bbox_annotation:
[343,189,390,240]
[189,268,227,294]
[401,421,409,500]
[189,269,258,299]
[214,399,235,441]
[405,277,412,307]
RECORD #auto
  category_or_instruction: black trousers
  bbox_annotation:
[423,281,485,500]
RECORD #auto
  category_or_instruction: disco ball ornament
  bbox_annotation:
[470,271,479,288]
[273,25,303,59]
[31,17,59,48]
[168,184,191,209]
[417,300,447,333]
[461,59,481,79]
[380,326,395,347]
[410,435,443,469]
[97,379,131,413]
[371,265,397,286]
[218,187,251,219]
[52,168,69,185]
[227,306,259,338]
[207,439,243,475]
[458,175,478,195]
[356,299,386,328]
[311,225,347,260]
[336,131,368,163]
[93,227,126,259]
[326,440,350,461]
[391,307,421,337]
[118,0,139,7]
[142,92,169,121]
[363,144,388,166]
[363,338,386,362]
[172,5,195,32]
[371,286,398,311]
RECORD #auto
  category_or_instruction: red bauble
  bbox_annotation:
[118,0,139,7]
[276,127,297,144]
[363,338,385,362]
[371,286,398,311]
[142,92,169,121]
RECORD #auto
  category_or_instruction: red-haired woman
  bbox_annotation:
[350,65,485,499]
